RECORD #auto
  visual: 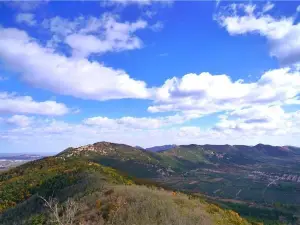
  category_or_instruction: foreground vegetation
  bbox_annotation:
[2,142,300,224]
[66,142,300,224]
[0,156,255,225]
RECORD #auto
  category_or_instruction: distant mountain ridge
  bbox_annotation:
[136,143,300,156]
[2,141,300,224]
[0,150,251,225]
[145,144,177,152]
[63,142,300,159]
[59,142,300,179]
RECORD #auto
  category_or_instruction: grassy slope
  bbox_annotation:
[0,156,252,225]
[56,143,300,223]
[2,142,299,224]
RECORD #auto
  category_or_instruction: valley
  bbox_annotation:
[1,142,300,224]
[61,142,300,224]
[0,154,43,171]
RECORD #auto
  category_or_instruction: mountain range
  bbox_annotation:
[1,142,300,225]
[144,144,177,152]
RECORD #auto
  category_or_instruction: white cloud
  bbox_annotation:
[6,115,32,127]
[3,112,299,153]
[42,14,148,57]
[83,117,118,129]
[118,116,165,129]
[0,92,69,116]
[16,13,36,26]
[2,1,300,152]
[0,27,151,101]
[144,10,157,18]
[230,105,285,121]
[83,114,196,129]
[42,16,82,37]
[0,116,219,153]
[149,68,300,115]
[110,0,154,5]
[262,2,274,13]
[216,3,300,65]
[213,105,298,137]
[7,1,45,12]
[102,0,172,6]
[178,126,202,137]
[150,21,164,32]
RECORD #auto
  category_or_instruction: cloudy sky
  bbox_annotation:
[1,0,300,153]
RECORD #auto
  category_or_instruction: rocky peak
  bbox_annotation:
[64,141,118,157]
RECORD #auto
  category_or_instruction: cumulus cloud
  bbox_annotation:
[213,105,298,137]
[2,1,300,152]
[16,13,36,26]
[42,16,81,36]
[83,114,196,129]
[144,10,157,18]
[5,115,33,127]
[7,1,45,12]
[0,27,151,101]
[42,14,148,57]
[215,3,300,65]
[262,2,274,13]
[0,92,69,116]
[149,68,300,115]
[102,0,172,6]
[178,126,202,137]
[83,117,118,128]
[150,21,164,31]
[0,116,219,153]
[3,112,299,153]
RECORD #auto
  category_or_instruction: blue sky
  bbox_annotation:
[1,0,300,154]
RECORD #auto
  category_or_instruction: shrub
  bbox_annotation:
[79,185,213,225]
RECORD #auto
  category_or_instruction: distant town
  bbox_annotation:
[250,171,300,183]
[0,154,43,171]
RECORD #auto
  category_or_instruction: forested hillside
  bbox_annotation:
[0,155,252,225]
[1,141,300,224]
